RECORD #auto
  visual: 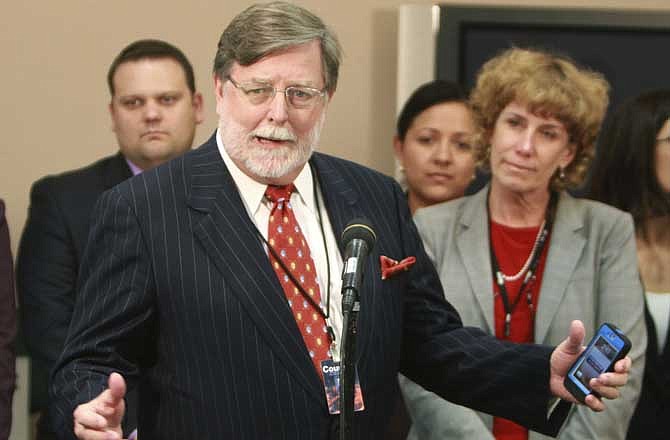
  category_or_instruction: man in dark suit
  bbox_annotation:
[50,3,631,439]
[0,199,16,440]
[17,39,204,439]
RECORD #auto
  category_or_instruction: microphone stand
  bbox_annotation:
[337,221,375,440]
[339,288,358,440]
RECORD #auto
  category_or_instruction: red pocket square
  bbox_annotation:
[380,255,416,280]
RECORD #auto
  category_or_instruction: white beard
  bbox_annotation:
[220,111,326,180]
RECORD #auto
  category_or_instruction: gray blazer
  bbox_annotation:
[401,186,646,440]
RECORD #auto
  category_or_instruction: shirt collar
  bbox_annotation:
[215,128,316,216]
[124,157,143,176]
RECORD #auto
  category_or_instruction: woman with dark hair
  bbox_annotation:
[393,79,477,438]
[402,47,646,440]
[393,79,476,214]
[589,89,670,440]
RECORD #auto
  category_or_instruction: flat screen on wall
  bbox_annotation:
[436,5,670,118]
[434,5,670,193]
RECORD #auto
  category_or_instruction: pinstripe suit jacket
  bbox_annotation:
[50,134,569,439]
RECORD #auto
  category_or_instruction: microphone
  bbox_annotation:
[340,219,376,313]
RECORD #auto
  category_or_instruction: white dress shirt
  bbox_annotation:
[216,129,344,361]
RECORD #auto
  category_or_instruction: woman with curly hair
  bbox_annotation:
[400,47,646,440]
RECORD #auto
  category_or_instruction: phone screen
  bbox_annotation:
[569,326,625,395]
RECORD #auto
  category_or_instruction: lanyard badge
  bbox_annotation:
[321,359,365,414]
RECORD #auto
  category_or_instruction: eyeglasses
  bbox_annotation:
[656,136,670,145]
[226,75,326,110]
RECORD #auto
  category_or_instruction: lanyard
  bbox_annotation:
[252,164,335,342]
[487,191,556,337]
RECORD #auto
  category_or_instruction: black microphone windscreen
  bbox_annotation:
[341,219,376,249]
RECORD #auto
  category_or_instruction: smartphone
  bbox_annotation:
[564,322,631,403]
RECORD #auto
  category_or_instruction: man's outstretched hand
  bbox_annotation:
[73,372,127,440]
[549,320,631,411]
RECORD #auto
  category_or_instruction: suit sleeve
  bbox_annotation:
[558,211,646,440]
[17,180,79,376]
[0,201,16,440]
[49,187,155,440]
[399,206,494,440]
[393,185,568,436]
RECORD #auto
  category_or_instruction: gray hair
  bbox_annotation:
[213,1,342,94]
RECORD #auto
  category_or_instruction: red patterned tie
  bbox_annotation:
[265,184,331,378]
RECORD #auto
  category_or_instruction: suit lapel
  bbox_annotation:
[104,152,133,189]
[456,188,496,334]
[187,136,324,404]
[310,154,358,239]
[310,155,377,364]
[535,193,586,343]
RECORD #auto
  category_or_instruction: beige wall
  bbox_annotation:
[2,1,669,437]
[2,0,669,256]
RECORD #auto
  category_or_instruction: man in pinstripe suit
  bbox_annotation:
[50,3,631,439]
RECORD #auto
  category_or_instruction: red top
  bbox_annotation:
[490,220,551,440]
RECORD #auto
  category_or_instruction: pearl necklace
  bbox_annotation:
[499,220,547,282]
